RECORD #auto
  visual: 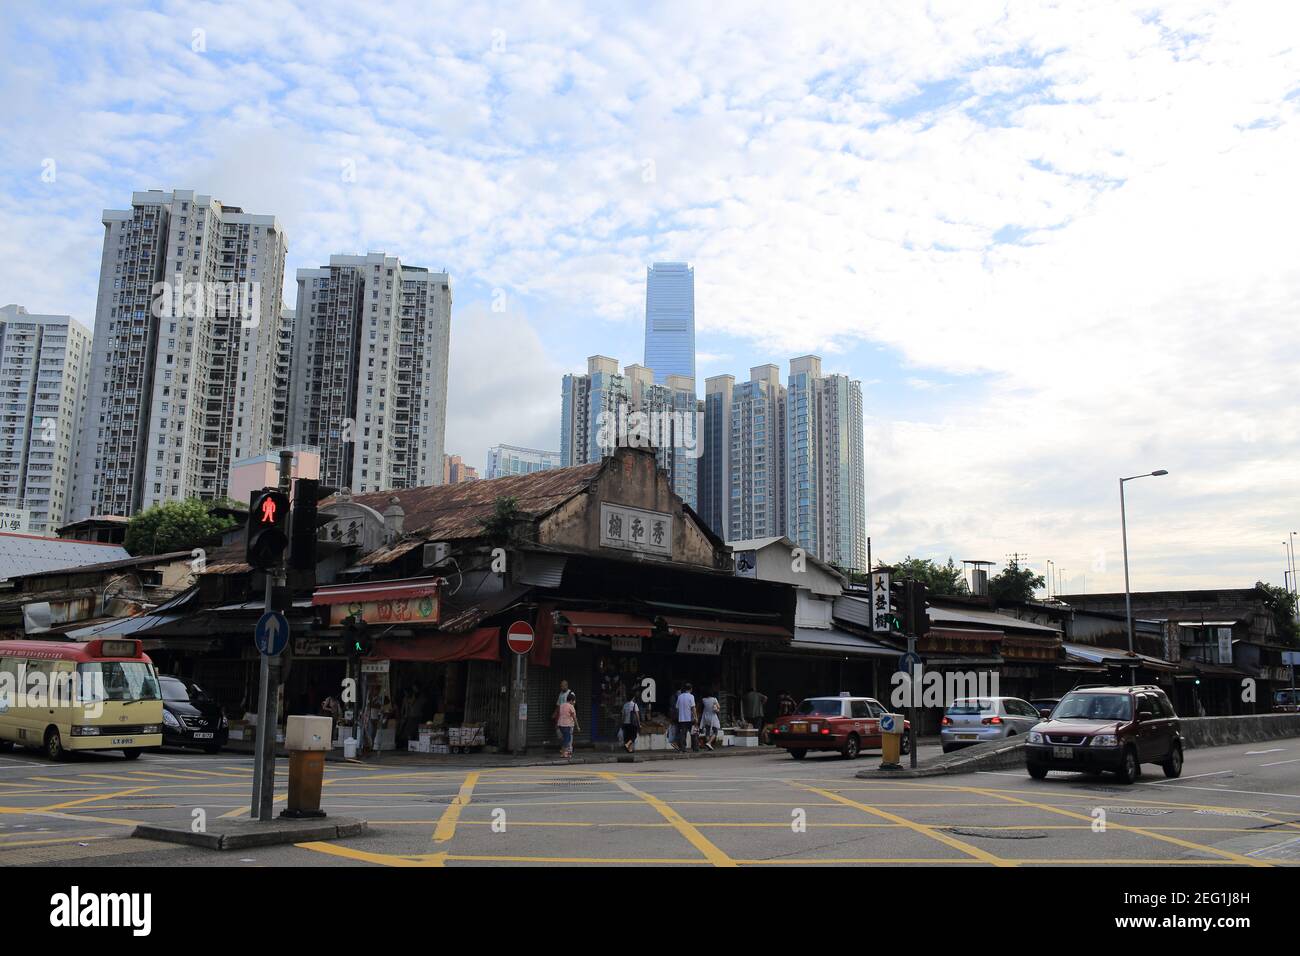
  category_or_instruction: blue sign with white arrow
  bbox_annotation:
[897,651,922,673]
[255,610,289,656]
[880,713,898,734]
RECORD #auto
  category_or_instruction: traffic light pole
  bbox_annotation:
[250,450,293,821]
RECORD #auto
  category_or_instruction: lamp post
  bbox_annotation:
[1121,469,1168,685]
[1290,533,1299,623]
[1046,559,1054,600]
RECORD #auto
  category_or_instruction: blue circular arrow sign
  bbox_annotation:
[880,713,898,733]
[897,651,922,673]
[255,610,290,656]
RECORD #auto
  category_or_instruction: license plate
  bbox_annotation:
[791,722,807,733]
[192,732,214,739]
[112,738,135,745]
[957,733,978,740]
[1053,746,1073,758]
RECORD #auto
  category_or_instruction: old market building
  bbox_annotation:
[171,447,797,751]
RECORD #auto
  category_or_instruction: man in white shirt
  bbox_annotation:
[675,683,698,752]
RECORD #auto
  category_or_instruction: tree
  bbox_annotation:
[1256,582,1299,646]
[476,496,523,546]
[988,558,1046,605]
[124,500,239,556]
[888,556,970,596]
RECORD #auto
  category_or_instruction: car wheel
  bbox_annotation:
[841,734,860,760]
[45,728,66,762]
[121,749,142,761]
[0,739,13,753]
[900,734,911,756]
[1027,763,1049,780]
[1162,744,1183,779]
[942,743,955,754]
[1116,746,1140,785]
[789,748,807,761]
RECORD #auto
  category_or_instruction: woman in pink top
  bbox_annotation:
[556,691,578,757]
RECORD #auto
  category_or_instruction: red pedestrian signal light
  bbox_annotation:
[246,488,290,570]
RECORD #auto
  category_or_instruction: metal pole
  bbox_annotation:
[907,633,918,769]
[250,572,272,813]
[510,651,527,755]
[1289,533,1298,623]
[1120,477,1135,685]
[251,452,293,821]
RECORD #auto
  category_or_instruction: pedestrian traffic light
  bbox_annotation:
[344,616,371,656]
[246,487,290,570]
[289,478,336,571]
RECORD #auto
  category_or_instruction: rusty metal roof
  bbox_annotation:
[336,461,605,562]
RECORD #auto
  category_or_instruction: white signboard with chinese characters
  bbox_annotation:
[870,572,892,633]
[0,505,31,534]
[600,503,673,557]
[676,635,725,655]
[610,636,643,653]
[1216,627,1233,664]
[551,633,577,650]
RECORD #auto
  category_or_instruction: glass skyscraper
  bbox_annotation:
[643,262,695,385]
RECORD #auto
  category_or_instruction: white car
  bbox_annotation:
[940,697,1042,752]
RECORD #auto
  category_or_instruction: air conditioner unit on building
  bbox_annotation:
[423,541,450,568]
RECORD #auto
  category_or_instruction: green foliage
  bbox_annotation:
[1256,581,1300,646]
[124,499,239,556]
[476,496,522,545]
[889,556,971,596]
[988,558,1046,605]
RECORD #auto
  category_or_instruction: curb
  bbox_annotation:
[855,738,1027,779]
[131,817,367,850]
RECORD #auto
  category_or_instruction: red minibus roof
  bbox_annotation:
[0,639,151,663]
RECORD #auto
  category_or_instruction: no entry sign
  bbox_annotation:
[506,620,535,655]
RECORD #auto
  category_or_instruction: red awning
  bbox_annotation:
[366,626,499,663]
[659,616,790,643]
[562,610,654,639]
[312,576,440,606]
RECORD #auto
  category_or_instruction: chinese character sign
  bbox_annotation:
[871,572,891,633]
[600,503,672,557]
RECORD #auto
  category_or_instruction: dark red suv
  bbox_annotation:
[1024,684,1183,784]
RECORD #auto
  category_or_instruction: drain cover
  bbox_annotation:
[1083,786,1123,794]
[946,827,1048,840]
[1108,806,1174,815]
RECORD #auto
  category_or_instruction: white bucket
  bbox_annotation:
[343,737,358,759]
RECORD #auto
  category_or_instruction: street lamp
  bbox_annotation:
[1120,469,1168,684]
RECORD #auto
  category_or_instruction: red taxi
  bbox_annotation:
[770,694,911,760]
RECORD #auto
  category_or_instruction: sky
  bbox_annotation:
[0,1,1297,593]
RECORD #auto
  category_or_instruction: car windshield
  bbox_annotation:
[160,677,193,702]
[947,699,996,715]
[77,662,161,702]
[1276,690,1298,706]
[1054,693,1132,721]
[795,699,842,716]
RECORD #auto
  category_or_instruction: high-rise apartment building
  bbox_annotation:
[289,254,451,493]
[269,306,295,450]
[485,444,561,479]
[643,262,695,385]
[786,355,866,572]
[442,454,479,484]
[0,305,92,533]
[560,355,700,508]
[72,189,288,520]
[700,356,864,569]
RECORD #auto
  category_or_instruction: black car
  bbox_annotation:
[159,675,228,754]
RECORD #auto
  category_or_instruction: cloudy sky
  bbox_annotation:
[1,1,1297,593]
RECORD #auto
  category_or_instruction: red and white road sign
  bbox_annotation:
[506,620,535,655]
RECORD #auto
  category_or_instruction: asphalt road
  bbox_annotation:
[3,741,1300,866]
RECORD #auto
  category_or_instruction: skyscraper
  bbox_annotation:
[560,355,699,508]
[700,356,864,569]
[786,356,866,572]
[0,305,92,533]
[643,262,695,385]
[289,253,451,493]
[72,189,288,520]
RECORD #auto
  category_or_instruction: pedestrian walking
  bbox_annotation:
[743,686,769,739]
[556,691,578,758]
[699,689,721,750]
[553,679,574,746]
[675,682,697,752]
[621,690,641,753]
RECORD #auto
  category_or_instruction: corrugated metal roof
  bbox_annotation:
[790,626,898,658]
[929,605,1061,634]
[334,461,604,547]
[0,535,132,582]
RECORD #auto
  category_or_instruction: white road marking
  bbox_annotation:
[1148,770,1235,783]
[1143,783,1300,800]
[1246,749,1285,755]
[975,772,1025,777]
[1260,758,1300,768]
